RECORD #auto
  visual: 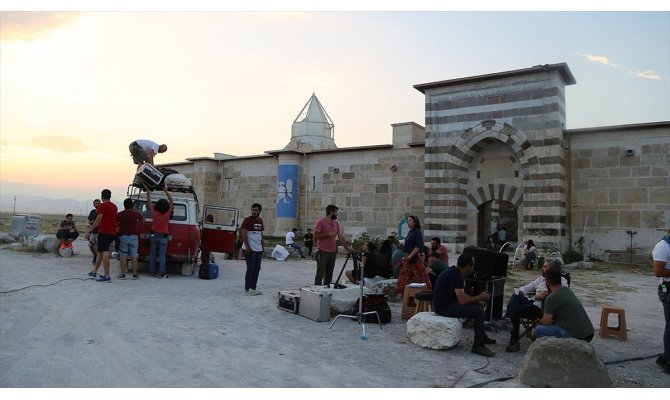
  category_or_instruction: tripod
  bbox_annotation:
[329,251,383,339]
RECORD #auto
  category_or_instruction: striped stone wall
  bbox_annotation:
[420,68,571,251]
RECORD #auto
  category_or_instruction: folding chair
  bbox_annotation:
[520,317,539,341]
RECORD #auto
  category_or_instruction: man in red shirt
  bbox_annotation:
[430,237,449,265]
[85,189,118,282]
[313,204,352,287]
[116,198,144,280]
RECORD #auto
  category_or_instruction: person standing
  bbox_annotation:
[116,198,144,280]
[146,187,173,278]
[241,203,265,295]
[285,227,306,258]
[433,253,496,357]
[56,213,79,246]
[313,204,352,287]
[303,228,314,258]
[652,228,670,374]
[85,189,118,283]
[394,215,431,299]
[498,226,507,243]
[534,267,594,341]
[129,139,167,166]
[87,199,101,264]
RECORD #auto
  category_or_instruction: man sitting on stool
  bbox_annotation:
[534,267,594,341]
[502,257,567,352]
[433,253,497,357]
[285,227,306,258]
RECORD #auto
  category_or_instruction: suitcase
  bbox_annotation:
[298,287,331,322]
[278,289,300,314]
[135,163,164,189]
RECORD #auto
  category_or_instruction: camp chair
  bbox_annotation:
[519,271,572,341]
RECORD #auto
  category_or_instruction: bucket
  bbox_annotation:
[135,164,164,189]
[271,244,290,261]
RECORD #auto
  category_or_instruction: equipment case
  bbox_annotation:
[278,289,300,314]
[298,288,331,322]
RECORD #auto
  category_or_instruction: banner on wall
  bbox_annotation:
[276,164,298,218]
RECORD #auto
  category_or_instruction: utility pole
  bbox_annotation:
[13,196,16,215]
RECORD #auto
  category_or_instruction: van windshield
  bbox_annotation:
[133,200,186,222]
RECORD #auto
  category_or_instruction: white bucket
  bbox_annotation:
[271,244,290,261]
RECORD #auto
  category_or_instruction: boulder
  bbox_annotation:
[564,261,594,269]
[366,278,398,296]
[307,284,370,315]
[518,337,611,387]
[407,312,462,350]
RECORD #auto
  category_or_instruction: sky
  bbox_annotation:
[1,3,669,205]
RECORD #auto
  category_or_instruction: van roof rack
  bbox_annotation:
[127,183,199,204]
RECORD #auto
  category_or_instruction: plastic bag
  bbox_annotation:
[271,244,290,261]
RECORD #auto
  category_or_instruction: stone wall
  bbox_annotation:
[567,123,670,263]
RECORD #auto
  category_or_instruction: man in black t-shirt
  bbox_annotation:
[87,199,101,264]
[434,253,496,357]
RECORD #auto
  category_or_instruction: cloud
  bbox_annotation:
[0,12,81,41]
[27,136,89,153]
[627,69,662,80]
[579,53,621,68]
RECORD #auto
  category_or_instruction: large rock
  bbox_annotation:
[564,261,594,269]
[407,312,462,350]
[307,284,369,315]
[366,278,398,296]
[518,337,611,387]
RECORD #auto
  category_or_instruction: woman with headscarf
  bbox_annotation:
[393,215,432,299]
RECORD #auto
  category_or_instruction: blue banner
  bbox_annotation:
[276,164,298,218]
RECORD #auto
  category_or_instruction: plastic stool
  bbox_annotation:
[414,291,433,315]
[401,286,425,320]
[599,305,627,341]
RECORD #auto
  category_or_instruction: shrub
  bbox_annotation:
[562,249,584,264]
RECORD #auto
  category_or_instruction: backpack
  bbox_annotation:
[352,294,392,324]
[199,260,219,280]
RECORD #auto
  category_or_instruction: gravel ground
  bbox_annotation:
[0,238,668,390]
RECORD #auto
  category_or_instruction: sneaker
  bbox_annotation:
[253,289,262,295]
[471,345,495,357]
[87,271,97,279]
[159,274,168,279]
[96,275,111,283]
[150,272,157,278]
[132,274,139,280]
[483,336,497,345]
[244,289,256,296]
[506,341,521,353]
[116,274,126,280]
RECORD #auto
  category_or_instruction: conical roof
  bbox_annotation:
[285,93,336,151]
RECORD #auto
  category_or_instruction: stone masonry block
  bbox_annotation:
[596,211,618,227]
[619,211,641,227]
[620,188,648,204]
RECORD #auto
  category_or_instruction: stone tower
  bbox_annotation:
[283,93,336,152]
[275,94,336,235]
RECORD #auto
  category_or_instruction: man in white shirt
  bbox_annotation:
[285,227,306,258]
[502,257,568,352]
[652,228,670,375]
[129,139,168,166]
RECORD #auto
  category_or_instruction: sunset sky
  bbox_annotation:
[1,4,669,203]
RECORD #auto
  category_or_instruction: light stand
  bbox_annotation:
[329,251,383,340]
[625,230,637,263]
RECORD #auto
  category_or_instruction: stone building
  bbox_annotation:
[160,63,669,263]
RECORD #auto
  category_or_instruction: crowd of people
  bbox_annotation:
[51,139,669,370]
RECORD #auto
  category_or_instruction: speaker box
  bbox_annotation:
[462,246,508,278]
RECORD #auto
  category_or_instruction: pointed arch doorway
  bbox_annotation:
[477,199,518,249]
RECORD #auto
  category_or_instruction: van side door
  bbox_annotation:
[201,206,239,254]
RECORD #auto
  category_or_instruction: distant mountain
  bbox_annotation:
[0,194,121,216]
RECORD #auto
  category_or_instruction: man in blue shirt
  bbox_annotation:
[434,253,496,357]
